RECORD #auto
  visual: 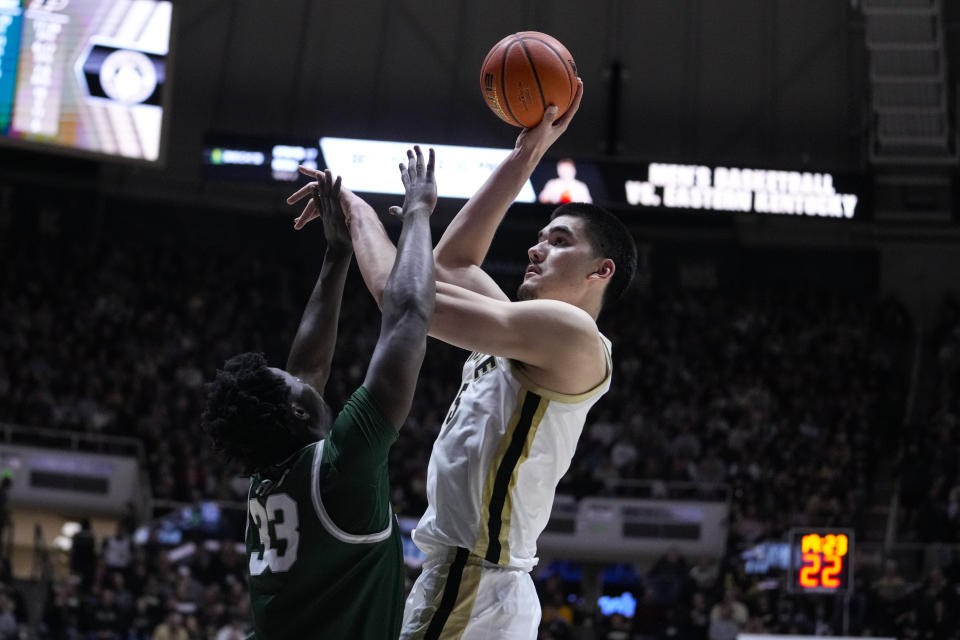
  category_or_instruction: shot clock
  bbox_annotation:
[788,528,854,595]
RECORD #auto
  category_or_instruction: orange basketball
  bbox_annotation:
[480,31,578,128]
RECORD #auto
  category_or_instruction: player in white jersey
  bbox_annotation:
[295,79,637,638]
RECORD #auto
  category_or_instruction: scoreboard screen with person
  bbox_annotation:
[0,0,173,163]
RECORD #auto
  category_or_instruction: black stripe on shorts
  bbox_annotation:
[424,547,470,640]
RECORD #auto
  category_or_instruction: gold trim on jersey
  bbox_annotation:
[473,389,550,565]
[505,333,612,404]
[508,356,610,405]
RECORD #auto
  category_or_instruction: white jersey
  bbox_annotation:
[412,335,612,570]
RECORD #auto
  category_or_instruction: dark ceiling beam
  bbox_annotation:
[603,0,626,155]
[371,0,467,132]
[444,0,470,137]
[286,0,314,132]
[210,1,240,130]
[370,1,396,131]
[392,1,458,74]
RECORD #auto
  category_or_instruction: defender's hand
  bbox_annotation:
[514,78,583,158]
[287,169,352,252]
[387,146,437,219]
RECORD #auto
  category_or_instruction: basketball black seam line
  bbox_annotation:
[481,39,507,75]
[500,40,522,126]
[482,40,510,98]
[515,36,547,115]
[521,36,574,102]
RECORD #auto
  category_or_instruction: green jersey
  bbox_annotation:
[245,386,404,639]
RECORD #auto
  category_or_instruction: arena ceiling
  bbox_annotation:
[160,0,887,181]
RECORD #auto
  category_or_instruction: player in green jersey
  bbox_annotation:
[201,146,438,639]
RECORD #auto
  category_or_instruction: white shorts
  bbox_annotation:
[400,547,541,640]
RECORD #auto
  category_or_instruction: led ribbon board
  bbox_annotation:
[320,136,536,202]
[787,528,854,594]
[625,163,859,219]
[202,139,319,182]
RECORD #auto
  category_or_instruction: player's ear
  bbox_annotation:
[589,258,615,282]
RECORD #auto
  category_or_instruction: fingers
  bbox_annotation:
[319,169,332,197]
[554,78,584,128]
[400,146,430,181]
[293,200,318,230]
[407,149,417,182]
[414,145,425,177]
[289,170,344,231]
[531,105,559,133]
[292,167,344,201]
[286,181,318,205]
[388,206,403,217]
[298,165,321,178]
[524,78,583,135]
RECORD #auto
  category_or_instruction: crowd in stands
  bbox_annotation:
[27,526,960,640]
[3,202,957,639]
[898,296,960,545]
[533,546,960,640]
[40,520,251,639]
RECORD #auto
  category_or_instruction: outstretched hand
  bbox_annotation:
[286,168,352,252]
[387,145,437,219]
[515,78,584,157]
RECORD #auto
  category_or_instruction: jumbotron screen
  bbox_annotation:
[0,0,172,163]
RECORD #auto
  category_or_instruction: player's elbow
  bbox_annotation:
[382,296,435,335]
[379,313,431,366]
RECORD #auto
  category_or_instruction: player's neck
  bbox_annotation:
[583,299,602,322]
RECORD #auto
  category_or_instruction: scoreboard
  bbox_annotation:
[787,528,854,595]
[0,0,173,163]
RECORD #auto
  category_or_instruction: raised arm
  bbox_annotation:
[282,171,352,394]
[432,79,583,297]
[361,147,437,428]
[346,191,606,394]
[342,189,395,310]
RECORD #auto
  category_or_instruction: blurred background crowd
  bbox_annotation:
[0,201,957,639]
[0,0,957,636]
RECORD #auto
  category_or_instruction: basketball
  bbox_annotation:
[480,31,578,128]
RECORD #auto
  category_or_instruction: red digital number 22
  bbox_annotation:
[821,554,842,588]
[799,552,821,587]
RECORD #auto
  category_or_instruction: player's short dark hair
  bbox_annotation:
[551,202,638,309]
[201,352,296,474]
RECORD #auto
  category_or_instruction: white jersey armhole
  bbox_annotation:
[507,335,612,404]
[310,440,393,544]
